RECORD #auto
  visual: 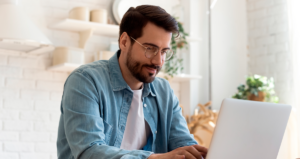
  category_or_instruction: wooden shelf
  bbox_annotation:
[47,63,81,72]
[157,73,202,82]
[49,19,119,37]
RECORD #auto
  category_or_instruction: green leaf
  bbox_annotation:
[232,74,279,103]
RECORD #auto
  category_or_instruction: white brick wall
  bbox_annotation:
[0,109,19,120]
[0,0,183,158]
[4,142,35,152]
[0,132,19,141]
[20,132,50,142]
[4,121,33,131]
[20,90,50,100]
[0,0,113,158]
[247,0,292,104]
[0,153,19,159]
[3,99,34,110]
[20,153,51,159]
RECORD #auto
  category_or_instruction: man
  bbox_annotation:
[57,5,208,159]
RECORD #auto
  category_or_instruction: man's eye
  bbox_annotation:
[162,50,170,55]
[146,47,156,52]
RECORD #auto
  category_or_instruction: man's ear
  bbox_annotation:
[119,32,131,51]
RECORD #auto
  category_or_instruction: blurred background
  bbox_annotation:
[0,0,299,158]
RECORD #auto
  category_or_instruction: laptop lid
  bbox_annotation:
[206,98,292,159]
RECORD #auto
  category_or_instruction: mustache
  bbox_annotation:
[143,64,161,70]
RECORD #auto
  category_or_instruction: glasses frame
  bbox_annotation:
[130,36,173,61]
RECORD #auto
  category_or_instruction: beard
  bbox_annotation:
[126,47,161,83]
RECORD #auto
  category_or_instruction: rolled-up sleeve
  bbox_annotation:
[62,71,153,159]
[167,92,198,151]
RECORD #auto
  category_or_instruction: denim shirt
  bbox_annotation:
[57,50,197,159]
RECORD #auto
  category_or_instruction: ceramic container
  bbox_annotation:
[53,47,84,65]
[94,51,114,61]
[69,7,89,21]
[90,9,107,23]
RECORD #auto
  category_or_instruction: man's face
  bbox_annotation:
[125,22,172,83]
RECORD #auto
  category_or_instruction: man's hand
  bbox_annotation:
[148,145,208,159]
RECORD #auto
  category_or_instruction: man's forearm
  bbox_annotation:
[78,144,153,159]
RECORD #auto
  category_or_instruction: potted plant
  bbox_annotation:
[232,75,279,103]
[162,18,188,79]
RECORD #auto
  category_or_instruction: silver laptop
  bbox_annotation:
[206,98,292,159]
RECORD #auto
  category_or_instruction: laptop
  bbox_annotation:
[205,98,292,159]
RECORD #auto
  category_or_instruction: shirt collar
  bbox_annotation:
[143,83,156,97]
[108,50,156,97]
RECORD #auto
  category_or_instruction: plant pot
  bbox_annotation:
[247,91,266,102]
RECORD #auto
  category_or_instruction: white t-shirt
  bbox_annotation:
[120,87,151,150]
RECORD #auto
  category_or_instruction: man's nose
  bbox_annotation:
[151,52,164,67]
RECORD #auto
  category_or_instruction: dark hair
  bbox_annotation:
[119,5,179,44]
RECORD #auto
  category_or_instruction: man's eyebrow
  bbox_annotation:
[143,43,170,50]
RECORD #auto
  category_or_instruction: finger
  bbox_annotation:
[181,150,197,159]
[192,145,208,154]
[200,152,206,157]
[200,151,207,155]
[184,146,203,159]
[200,152,207,157]
[175,155,185,159]
[201,150,208,158]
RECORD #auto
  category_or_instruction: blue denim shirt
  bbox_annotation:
[57,51,197,159]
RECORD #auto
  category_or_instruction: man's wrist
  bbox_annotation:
[148,153,161,159]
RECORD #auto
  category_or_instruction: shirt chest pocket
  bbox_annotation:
[103,120,113,145]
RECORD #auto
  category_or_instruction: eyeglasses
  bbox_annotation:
[130,37,174,61]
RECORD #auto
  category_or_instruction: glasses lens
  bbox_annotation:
[165,50,173,61]
[145,47,174,61]
[145,47,158,58]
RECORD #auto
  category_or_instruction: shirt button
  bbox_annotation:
[144,104,147,107]
[155,131,157,134]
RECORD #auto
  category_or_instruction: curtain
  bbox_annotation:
[277,0,300,158]
[288,0,300,157]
